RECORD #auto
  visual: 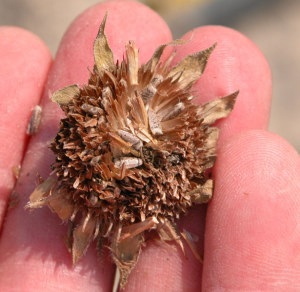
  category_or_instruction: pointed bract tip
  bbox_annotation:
[94,11,114,72]
[99,11,108,36]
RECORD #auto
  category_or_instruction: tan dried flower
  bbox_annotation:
[26,13,237,290]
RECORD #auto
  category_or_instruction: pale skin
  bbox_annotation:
[0,1,300,291]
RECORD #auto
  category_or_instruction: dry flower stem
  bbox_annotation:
[26,13,237,291]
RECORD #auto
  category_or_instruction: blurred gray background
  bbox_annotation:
[1,0,299,152]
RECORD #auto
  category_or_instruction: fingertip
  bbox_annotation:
[0,26,52,99]
[0,26,51,58]
[203,130,300,290]
[175,26,272,140]
[213,130,300,209]
[0,26,51,228]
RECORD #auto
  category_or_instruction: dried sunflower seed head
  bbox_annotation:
[26,13,237,290]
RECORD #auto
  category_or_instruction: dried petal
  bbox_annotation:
[120,216,158,241]
[126,41,139,86]
[51,84,80,106]
[198,91,238,125]
[145,39,188,72]
[26,177,56,208]
[205,127,219,150]
[47,189,75,221]
[181,229,202,263]
[93,12,114,73]
[112,227,144,289]
[167,43,216,89]
[72,216,96,264]
[158,220,184,254]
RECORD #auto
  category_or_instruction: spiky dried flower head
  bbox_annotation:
[27,13,237,290]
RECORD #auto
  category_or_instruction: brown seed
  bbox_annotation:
[117,130,143,150]
[148,109,163,136]
[26,105,42,135]
[141,83,157,104]
[114,157,143,169]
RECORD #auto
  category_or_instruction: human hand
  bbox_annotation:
[0,1,299,291]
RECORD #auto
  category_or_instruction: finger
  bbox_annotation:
[203,130,300,290]
[125,27,272,291]
[0,27,51,230]
[0,1,172,292]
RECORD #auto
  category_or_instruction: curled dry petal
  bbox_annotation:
[188,179,213,204]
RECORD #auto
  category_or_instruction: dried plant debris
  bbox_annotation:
[27,105,42,135]
[12,165,21,180]
[8,190,20,210]
[26,13,237,290]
